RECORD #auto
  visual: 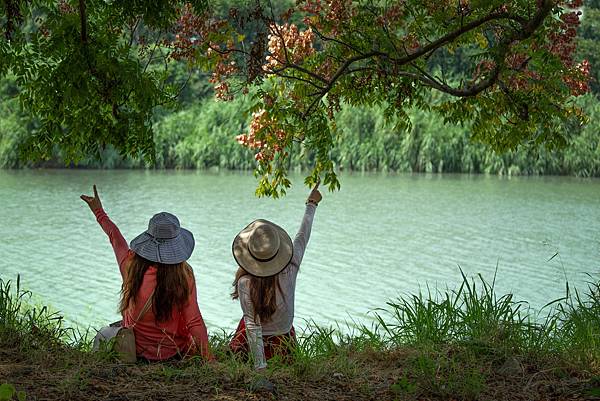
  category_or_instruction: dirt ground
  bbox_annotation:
[1,346,597,401]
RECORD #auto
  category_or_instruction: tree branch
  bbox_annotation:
[281,1,555,115]
[78,0,88,45]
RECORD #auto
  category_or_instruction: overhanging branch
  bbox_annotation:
[281,0,555,115]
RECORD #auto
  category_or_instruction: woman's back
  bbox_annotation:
[81,185,211,361]
[230,183,320,369]
[123,264,206,360]
[237,264,297,335]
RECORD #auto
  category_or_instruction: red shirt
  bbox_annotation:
[94,208,211,361]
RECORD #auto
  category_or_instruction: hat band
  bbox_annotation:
[146,230,178,240]
[248,245,279,262]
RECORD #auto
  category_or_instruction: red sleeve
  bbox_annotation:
[93,208,131,278]
[182,277,212,360]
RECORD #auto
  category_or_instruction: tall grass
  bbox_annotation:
[557,273,600,365]
[1,270,598,400]
[1,270,598,373]
[352,268,598,367]
[384,267,533,352]
[0,275,89,354]
[268,267,600,374]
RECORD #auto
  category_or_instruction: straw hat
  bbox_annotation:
[130,212,195,264]
[232,219,293,277]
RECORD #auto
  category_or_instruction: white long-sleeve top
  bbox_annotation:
[237,203,317,369]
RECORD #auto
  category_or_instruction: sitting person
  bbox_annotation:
[81,185,212,361]
[229,182,322,369]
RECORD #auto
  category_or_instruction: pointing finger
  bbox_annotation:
[93,184,99,198]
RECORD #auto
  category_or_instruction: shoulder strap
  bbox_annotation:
[134,289,155,323]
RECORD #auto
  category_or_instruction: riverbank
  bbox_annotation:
[1,343,595,401]
[1,273,599,400]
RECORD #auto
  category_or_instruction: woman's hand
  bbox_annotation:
[306,179,322,205]
[80,185,103,212]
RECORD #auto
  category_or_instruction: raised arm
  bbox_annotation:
[181,276,213,360]
[291,181,322,267]
[292,204,317,266]
[81,185,130,277]
[238,278,267,370]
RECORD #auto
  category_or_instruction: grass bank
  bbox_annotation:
[1,271,599,401]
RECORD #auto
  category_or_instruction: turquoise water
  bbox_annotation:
[0,170,598,332]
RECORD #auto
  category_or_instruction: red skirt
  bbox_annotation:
[229,318,296,361]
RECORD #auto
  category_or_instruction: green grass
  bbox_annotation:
[1,270,599,400]
[0,275,90,354]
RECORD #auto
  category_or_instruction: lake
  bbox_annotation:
[0,170,598,333]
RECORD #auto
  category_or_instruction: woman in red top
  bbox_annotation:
[81,185,212,361]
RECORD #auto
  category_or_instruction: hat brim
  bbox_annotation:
[232,220,293,277]
[130,228,195,264]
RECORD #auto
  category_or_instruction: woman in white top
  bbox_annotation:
[229,182,322,369]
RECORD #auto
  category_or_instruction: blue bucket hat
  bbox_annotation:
[130,212,195,264]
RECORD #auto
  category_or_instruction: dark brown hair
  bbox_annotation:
[120,253,193,323]
[231,267,282,323]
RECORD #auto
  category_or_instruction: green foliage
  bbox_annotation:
[153,97,256,169]
[0,275,89,353]
[2,74,599,176]
[361,268,600,371]
[1,0,200,164]
[0,76,31,168]
[228,0,593,194]
[577,1,600,95]
[1,1,597,196]
[557,274,600,364]
[0,384,26,401]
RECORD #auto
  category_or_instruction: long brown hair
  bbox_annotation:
[120,253,193,323]
[231,267,283,323]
